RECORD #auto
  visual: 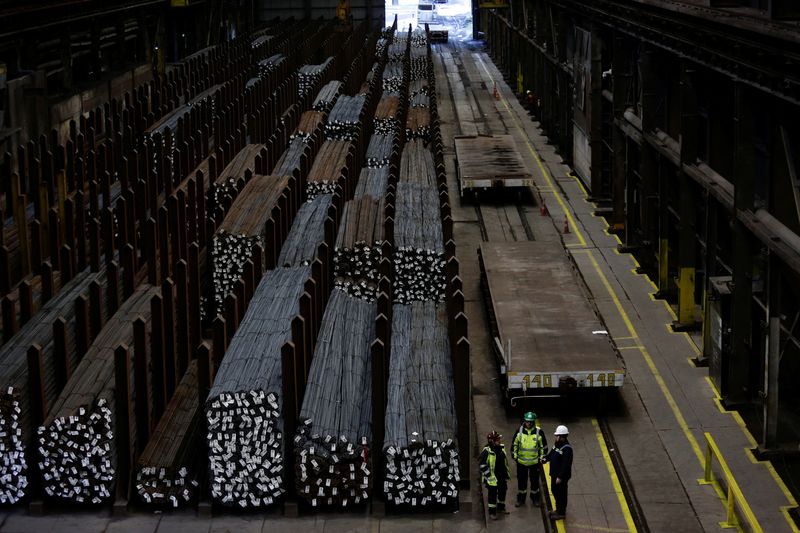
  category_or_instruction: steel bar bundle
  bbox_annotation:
[405,107,431,144]
[334,197,385,301]
[374,95,402,136]
[258,54,286,77]
[251,35,273,50]
[135,360,201,508]
[293,110,326,141]
[325,95,366,142]
[306,140,351,199]
[409,49,429,82]
[375,37,389,60]
[384,302,459,507]
[366,134,395,169]
[313,81,343,113]
[294,289,375,507]
[409,79,432,99]
[211,144,264,208]
[409,92,430,109]
[212,175,290,314]
[206,265,310,508]
[353,167,390,201]
[0,270,102,503]
[409,29,428,48]
[394,141,444,304]
[38,284,158,503]
[278,194,333,267]
[382,62,407,95]
[387,43,407,62]
[299,58,334,98]
[274,136,309,178]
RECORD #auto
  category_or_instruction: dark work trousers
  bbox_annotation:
[551,477,569,515]
[517,463,541,503]
[487,479,508,515]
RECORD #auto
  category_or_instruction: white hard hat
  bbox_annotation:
[554,425,569,436]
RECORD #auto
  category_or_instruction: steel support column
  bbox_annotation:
[612,32,632,234]
[763,253,780,448]
[590,24,604,197]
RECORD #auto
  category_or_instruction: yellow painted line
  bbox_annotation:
[543,461,567,533]
[617,345,646,351]
[592,418,638,533]
[475,56,587,247]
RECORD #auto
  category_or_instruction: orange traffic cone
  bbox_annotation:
[562,215,570,234]
[493,81,499,101]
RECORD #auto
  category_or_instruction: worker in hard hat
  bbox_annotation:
[512,411,548,506]
[479,431,511,520]
[543,425,573,520]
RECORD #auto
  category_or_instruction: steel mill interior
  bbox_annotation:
[0,0,797,532]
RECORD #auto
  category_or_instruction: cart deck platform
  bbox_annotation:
[455,134,534,196]
[479,241,625,401]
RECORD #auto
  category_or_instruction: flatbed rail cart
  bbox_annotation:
[478,241,626,405]
[455,134,535,197]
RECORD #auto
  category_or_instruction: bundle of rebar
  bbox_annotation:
[409,29,428,48]
[251,35,272,50]
[293,110,326,141]
[409,92,430,109]
[313,80,343,113]
[274,136,308,178]
[353,167,390,201]
[299,58,333,97]
[325,95,366,142]
[384,302,459,507]
[366,134,395,168]
[409,79,431,99]
[387,43,407,62]
[211,144,264,208]
[37,285,157,504]
[294,289,375,507]
[374,95,401,136]
[405,107,432,144]
[135,360,201,508]
[306,140,351,199]
[212,175,290,314]
[0,270,101,503]
[375,37,389,60]
[334,197,385,301]
[278,194,332,267]
[382,62,407,95]
[409,49,429,81]
[206,265,310,508]
[394,141,444,303]
[259,54,286,77]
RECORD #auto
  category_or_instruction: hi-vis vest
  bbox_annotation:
[482,445,509,487]
[513,426,545,465]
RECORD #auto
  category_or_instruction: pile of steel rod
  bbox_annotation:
[212,175,289,314]
[384,302,459,507]
[37,285,157,503]
[409,49,429,81]
[135,360,201,508]
[405,107,431,144]
[375,37,389,60]
[306,140,351,199]
[325,95,366,142]
[206,265,310,508]
[278,194,333,267]
[334,196,385,300]
[259,54,286,77]
[274,136,308,178]
[299,58,334,97]
[394,141,444,304]
[366,134,395,168]
[294,289,375,507]
[292,110,326,141]
[353,167,390,201]
[409,29,428,48]
[374,95,401,136]
[0,388,25,504]
[211,144,264,208]
[382,62,407,94]
[409,92,430,109]
[409,79,431,99]
[387,43,407,62]
[313,80,343,113]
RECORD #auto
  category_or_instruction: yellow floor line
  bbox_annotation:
[592,418,638,533]
[543,462,567,533]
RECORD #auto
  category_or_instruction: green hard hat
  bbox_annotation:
[524,412,537,422]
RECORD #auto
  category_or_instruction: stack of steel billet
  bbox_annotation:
[374,95,401,136]
[212,175,290,314]
[259,54,286,77]
[394,141,445,304]
[0,389,25,504]
[206,265,310,508]
[406,106,431,144]
[334,196,385,301]
[353,167,390,201]
[278,194,333,267]
[298,58,334,97]
[274,136,309,178]
[325,95,366,141]
[382,62,407,94]
[0,270,102,503]
[37,284,158,504]
[384,302,459,507]
[136,360,201,508]
[306,140,351,199]
[366,134,395,168]
[211,144,264,209]
[313,80,343,113]
[294,288,375,507]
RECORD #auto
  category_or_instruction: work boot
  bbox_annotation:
[548,511,565,520]
[515,498,523,507]
[531,493,540,506]
[490,514,498,521]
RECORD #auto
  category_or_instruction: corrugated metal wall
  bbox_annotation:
[258,0,386,24]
